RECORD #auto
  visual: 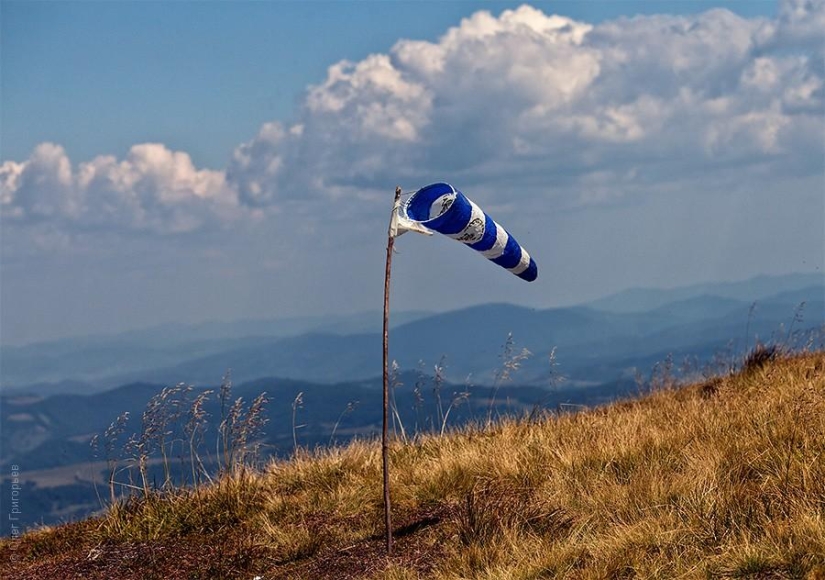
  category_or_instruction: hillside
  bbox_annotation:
[1,351,824,579]
[0,370,639,534]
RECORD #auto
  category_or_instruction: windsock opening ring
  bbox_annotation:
[402,182,538,282]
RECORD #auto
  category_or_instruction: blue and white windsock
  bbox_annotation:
[393,183,538,282]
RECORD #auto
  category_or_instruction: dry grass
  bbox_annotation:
[2,351,825,579]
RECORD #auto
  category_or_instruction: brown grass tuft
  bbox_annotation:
[742,342,782,372]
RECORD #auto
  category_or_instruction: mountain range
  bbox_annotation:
[2,272,822,395]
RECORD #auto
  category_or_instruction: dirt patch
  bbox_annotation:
[1,505,454,580]
[2,528,267,580]
[274,504,453,579]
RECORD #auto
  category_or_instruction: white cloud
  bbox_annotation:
[2,142,240,234]
[2,1,823,236]
[222,1,822,213]
[227,122,290,207]
[78,143,237,233]
[758,0,825,49]
[1,143,77,221]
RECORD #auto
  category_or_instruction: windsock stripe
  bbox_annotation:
[428,193,457,220]
[490,236,523,269]
[508,248,533,276]
[479,222,509,259]
[446,200,486,244]
[468,214,497,251]
[516,258,538,282]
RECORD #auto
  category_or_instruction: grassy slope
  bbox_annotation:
[2,352,824,579]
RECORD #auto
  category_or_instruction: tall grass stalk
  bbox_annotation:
[291,392,304,453]
[217,370,232,472]
[184,390,213,488]
[91,411,130,505]
[389,360,408,442]
[433,356,447,430]
[329,400,359,446]
[487,333,531,424]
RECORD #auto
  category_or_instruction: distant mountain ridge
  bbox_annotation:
[1,272,823,394]
[0,310,433,391]
[588,272,823,313]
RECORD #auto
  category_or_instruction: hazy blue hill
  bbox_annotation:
[589,272,823,313]
[0,310,432,391]
[2,273,822,395]
[1,382,162,463]
[562,297,822,360]
[105,332,380,387]
[390,303,598,365]
[103,292,822,390]
[645,295,749,321]
[758,285,825,308]
[100,304,667,387]
[105,309,434,344]
[0,336,247,387]
[1,379,95,397]
[388,302,666,348]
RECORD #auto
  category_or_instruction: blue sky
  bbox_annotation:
[1,0,822,345]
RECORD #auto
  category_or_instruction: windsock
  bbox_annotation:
[393,182,538,282]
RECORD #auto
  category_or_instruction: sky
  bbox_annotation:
[1,0,823,345]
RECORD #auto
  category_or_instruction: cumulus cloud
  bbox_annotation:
[2,142,240,234]
[225,0,822,213]
[1,143,77,221]
[2,0,823,235]
[757,0,825,49]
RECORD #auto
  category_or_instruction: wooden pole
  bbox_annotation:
[382,186,401,555]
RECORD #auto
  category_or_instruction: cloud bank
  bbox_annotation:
[2,0,822,236]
